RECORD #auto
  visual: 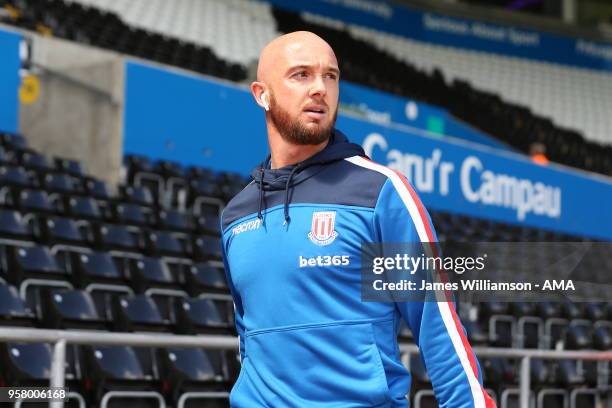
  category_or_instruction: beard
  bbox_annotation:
[269,93,337,145]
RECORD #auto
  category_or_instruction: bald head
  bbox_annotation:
[251,31,340,157]
[256,31,338,83]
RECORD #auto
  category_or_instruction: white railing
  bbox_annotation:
[0,327,610,408]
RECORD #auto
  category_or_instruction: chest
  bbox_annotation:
[226,205,375,294]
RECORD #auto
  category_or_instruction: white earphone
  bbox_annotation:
[261,92,270,111]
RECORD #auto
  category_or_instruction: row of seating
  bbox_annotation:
[0,133,609,407]
[1,0,247,81]
[346,22,612,147]
[0,210,221,259]
[0,194,221,234]
[1,281,233,334]
[1,341,233,407]
[271,7,612,178]
[0,243,226,290]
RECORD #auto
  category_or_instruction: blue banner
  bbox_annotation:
[262,0,612,72]
[124,61,612,240]
[0,28,21,134]
[340,81,510,150]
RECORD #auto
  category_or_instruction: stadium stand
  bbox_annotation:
[1,0,610,178]
[0,131,239,406]
[0,129,609,406]
[270,7,612,177]
[0,0,611,406]
[346,23,612,147]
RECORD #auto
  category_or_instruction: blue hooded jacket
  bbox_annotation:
[221,130,495,407]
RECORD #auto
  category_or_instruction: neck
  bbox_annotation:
[267,124,330,169]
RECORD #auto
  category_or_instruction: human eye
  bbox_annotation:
[292,70,308,79]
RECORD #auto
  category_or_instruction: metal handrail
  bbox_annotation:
[0,327,610,408]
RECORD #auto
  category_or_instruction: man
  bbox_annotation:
[221,31,496,407]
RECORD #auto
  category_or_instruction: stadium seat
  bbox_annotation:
[144,231,186,257]
[0,341,85,407]
[55,157,85,177]
[0,165,34,188]
[14,188,57,214]
[126,256,177,293]
[18,149,53,171]
[174,297,232,334]
[111,294,170,332]
[196,214,221,236]
[113,203,152,227]
[69,251,124,288]
[82,345,163,408]
[158,348,230,407]
[41,288,106,329]
[0,208,33,239]
[121,185,154,207]
[0,145,13,165]
[156,209,195,233]
[5,244,66,283]
[155,160,184,179]
[84,177,112,200]
[37,215,88,245]
[65,195,103,220]
[191,236,222,261]
[41,172,80,194]
[565,321,593,350]
[182,262,228,296]
[94,223,141,251]
[0,133,27,149]
[0,282,35,326]
[592,324,612,350]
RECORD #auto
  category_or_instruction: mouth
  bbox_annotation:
[303,105,327,120]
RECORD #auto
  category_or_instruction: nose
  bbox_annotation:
[309,74,327,99]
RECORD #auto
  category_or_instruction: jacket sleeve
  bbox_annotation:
[220,218,246,363]
[373,176,495,408]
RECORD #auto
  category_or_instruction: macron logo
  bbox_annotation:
[232,219,261,236]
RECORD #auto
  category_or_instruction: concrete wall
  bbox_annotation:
[18,33,124,189]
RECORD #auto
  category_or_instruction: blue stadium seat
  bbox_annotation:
[157,347,230,406]
[84,177,111,200]
[82,345,163,408]
[111,294,170,332]
[94,223,141,251]
[5,244,66,283]
[18,149,53,172]
[38,215,88,245]
[157,209,195,233]
[41,172,80,194]
[0,133,27,149]
[14,188,57,214]
[113,203,152,226]
[0,165,34,188]
[0,209,33,239]
[65,195,103,220]
[144,231,186,257]
[196,214,220,236]
[174,297,232,334]
[127,257,177,293]
[183,262,228,295]
[41,288,106,329]
[70,251,124,288]
[0,282,35,326]
[55,157,84,177]
[121,185,154,207]
[191,236,222,261]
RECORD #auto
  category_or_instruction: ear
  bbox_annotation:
[251,81,269,111]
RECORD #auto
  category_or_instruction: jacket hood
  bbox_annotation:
[251,129,365,223]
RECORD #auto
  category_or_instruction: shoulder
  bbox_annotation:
[221,180,258,232]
